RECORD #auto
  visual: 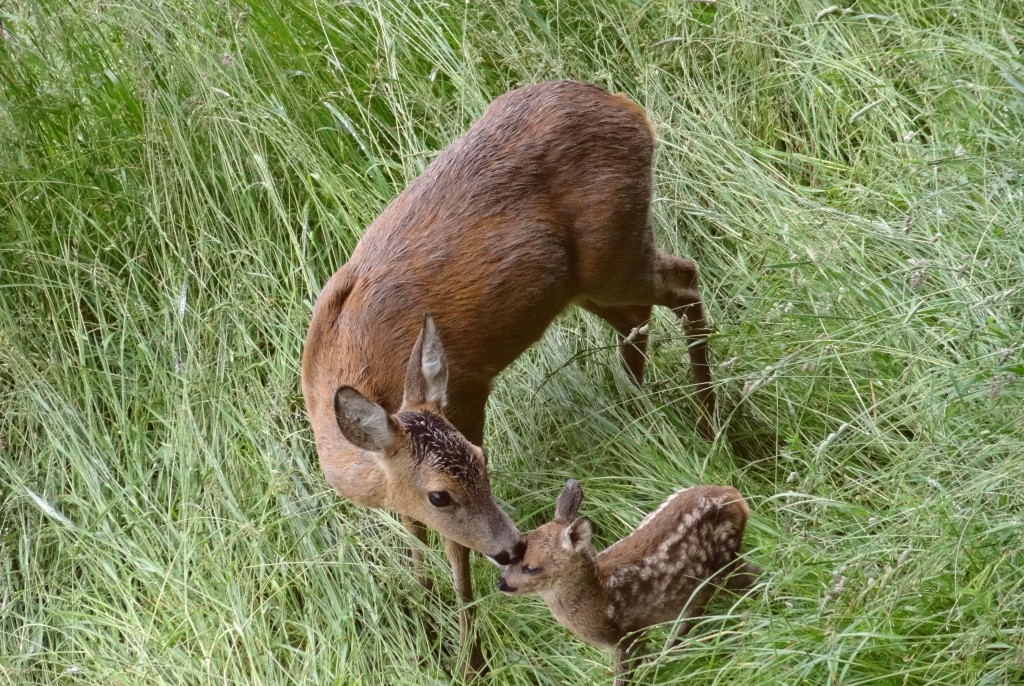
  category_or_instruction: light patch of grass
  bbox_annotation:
[2,1,1022,684]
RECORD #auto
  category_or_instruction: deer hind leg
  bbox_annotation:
[444,538,486,678]
[581,301,653,385]
[584,243,716,438]
[650,252,716,439]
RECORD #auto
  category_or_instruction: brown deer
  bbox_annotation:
[498,480,759,685]
[301,80,718,673]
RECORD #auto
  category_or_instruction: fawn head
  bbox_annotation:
[332,314,524,565]
[497,479,593,595]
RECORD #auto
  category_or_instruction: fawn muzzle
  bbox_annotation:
[496,576,517,594]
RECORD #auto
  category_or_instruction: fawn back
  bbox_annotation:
[598,485,751,632]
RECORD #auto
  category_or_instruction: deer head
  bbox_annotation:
[333,314,525,565]
[497,479,595,594]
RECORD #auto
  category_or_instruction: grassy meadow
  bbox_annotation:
[2,0,1023,683]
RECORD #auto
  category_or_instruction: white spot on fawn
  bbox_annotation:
[634,489,685,534]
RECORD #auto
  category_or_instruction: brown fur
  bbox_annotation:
[499,481,759,685]
[301,80,718,673]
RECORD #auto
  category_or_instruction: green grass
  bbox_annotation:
[2,0,1023,683]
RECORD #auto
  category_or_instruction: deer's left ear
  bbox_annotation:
[403,313,448,409]
[333,386,399,453]
[561,517,593,553]
[555,479,583,522]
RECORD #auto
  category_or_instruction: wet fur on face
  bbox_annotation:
[397,410,485,483]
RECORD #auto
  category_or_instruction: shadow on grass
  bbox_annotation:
[721,402,781,470]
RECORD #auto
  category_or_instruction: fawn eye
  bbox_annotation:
[522,564,542,575]
[428,491,452,507]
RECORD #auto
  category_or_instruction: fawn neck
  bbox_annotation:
[540,554,623,649]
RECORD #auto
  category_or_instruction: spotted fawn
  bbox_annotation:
[498,480,759,685]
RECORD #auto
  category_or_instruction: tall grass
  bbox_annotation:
[2,1,1022,684]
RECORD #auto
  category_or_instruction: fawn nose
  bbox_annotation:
[490,540,526,567]
[496,577,515,593]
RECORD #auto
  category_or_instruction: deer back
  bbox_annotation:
[303,81,656,435]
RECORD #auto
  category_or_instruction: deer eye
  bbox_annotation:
[522,564,542,575]
[428,491,452,507]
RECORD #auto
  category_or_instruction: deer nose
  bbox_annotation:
[491,540,526,567]
[496,577,516,593]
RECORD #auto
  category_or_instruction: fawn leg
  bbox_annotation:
[667,564,761,650]
[723,560,762,593]
[444,538,485,678]
[668,584,716,648]
[614,632,645,686]
[582,301,653,385]
[652,253,716,440]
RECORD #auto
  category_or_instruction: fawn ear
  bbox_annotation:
[403,313,448,409]
[561,517,593,553]
[334,386,398,453]
[555,479,584,522]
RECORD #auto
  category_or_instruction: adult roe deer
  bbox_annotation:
[498,480,759,685]
[301,80,718,673]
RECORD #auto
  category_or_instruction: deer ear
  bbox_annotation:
[561,517,593,553]
[555,479,583,522]
[334,386,398,453]
[403,313,449,409]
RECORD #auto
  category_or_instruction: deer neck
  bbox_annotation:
[540,555,622,649]
[315,433,393,509]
